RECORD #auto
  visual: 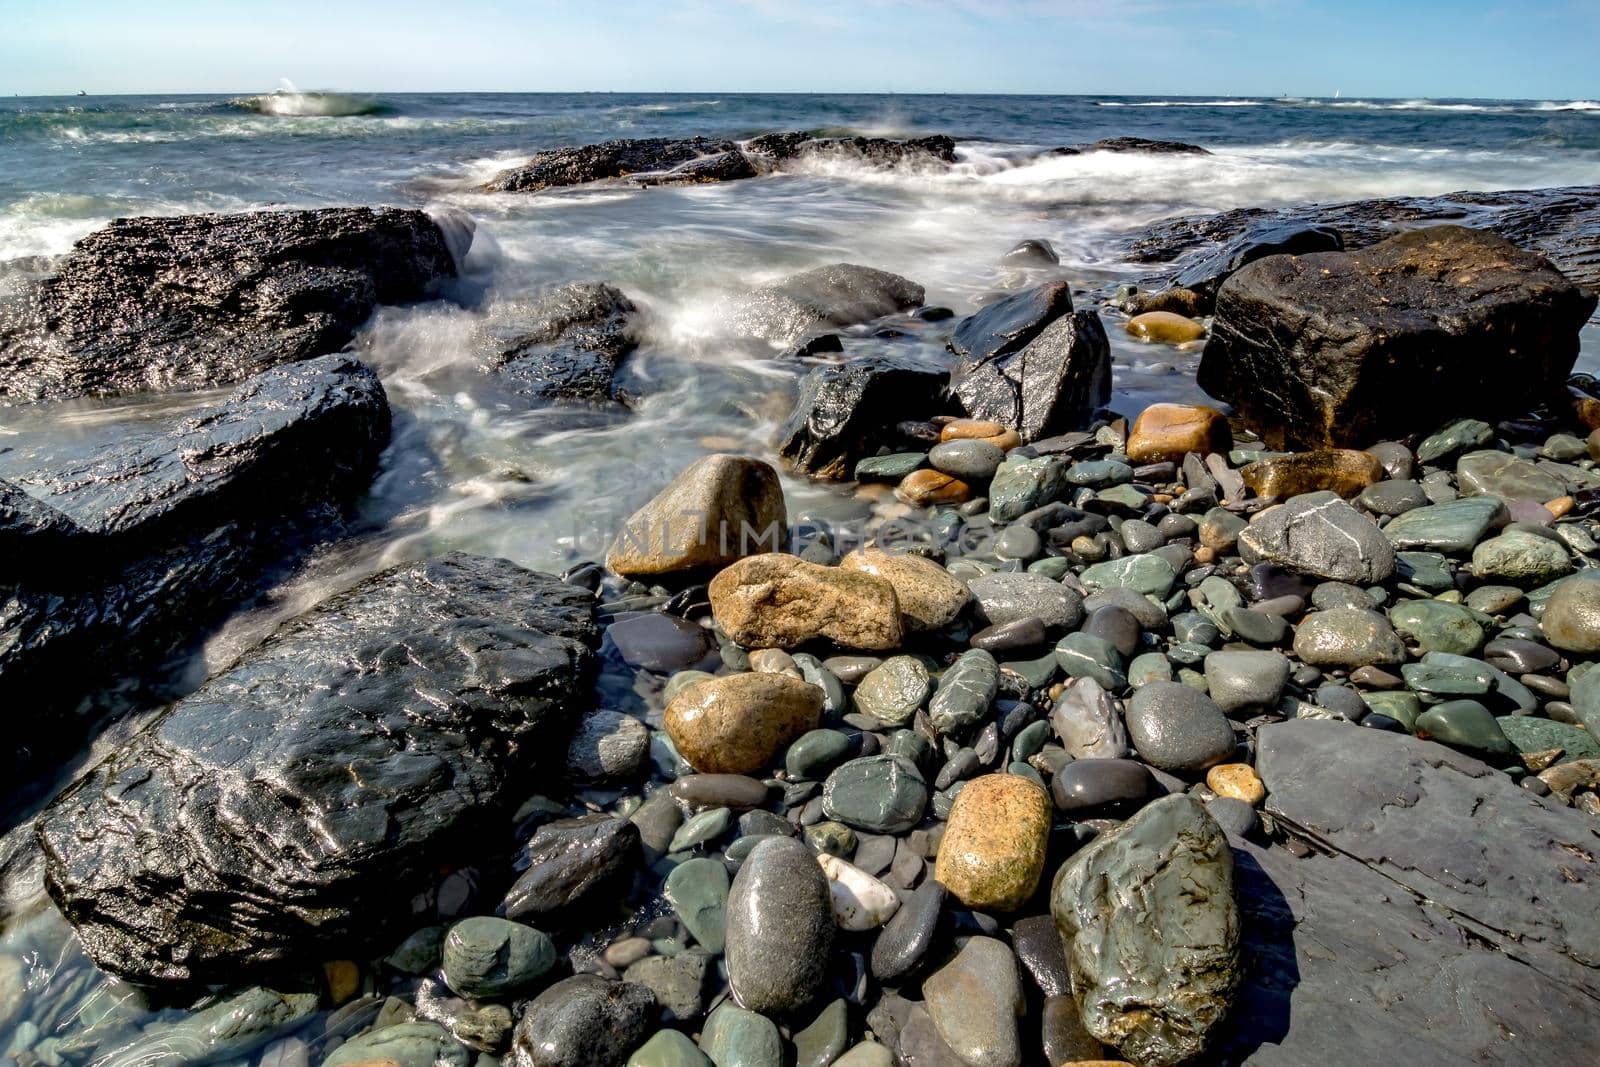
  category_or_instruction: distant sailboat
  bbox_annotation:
[1334,89,1341,99]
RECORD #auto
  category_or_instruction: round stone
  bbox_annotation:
[1049,758,1157,815]
[1205,763,1265,805]
[967,572,1085,629]
[664,857,730,954]
[786,729,855,781]
[1414,700,1515,760]
[511,975,654,1067]
[1126,311,1206,345]
[1292,608,1406,668]
[853,656,932,726]
[1472,530,1571,586]
[1125,681,1237,773]
[1203,650,1290,715]
[822,755,929,833]
[936,774,1052,912]
[899,469,971,506]
[922,936,1024,1067]
[1387,599,1486,656]
[441,917,555,999]
[930,439,1006,480]
[725,837,835,1013]
[1541,576,1600,653]
[665,672,823,774]
[565,710,650,783]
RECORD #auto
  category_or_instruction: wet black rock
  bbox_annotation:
[777,355,952,479]
[1082,137,1209,155]
[502,814,641,924]
[742,132,958,171]
[649,150,758,186]
[36,553,599,984]
[486,282,640,403]
[1209,720,1600,1063]
[725,836,835,1013]
[1169,221,1344,305]
[722,263,925,347]
[511,975,654,1067]
[870,878,946,982]
[997,239,1059,267]
[2,355,390,784]
[486,137,738,192]
[1199,226,1597,450]
[0,208,460,402]
[948,282,1111,442]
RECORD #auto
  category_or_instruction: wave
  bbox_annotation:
[230,90,390,117]
[1535,100,1600,113]
[1097,100,1266,108]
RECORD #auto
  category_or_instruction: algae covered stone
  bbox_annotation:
[1051,794,1240,1067]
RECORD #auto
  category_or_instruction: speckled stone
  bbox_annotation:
[936,774,1053,911]
[1125,681,1237,774]
[842,547,970,632]
[853,656,933,726]
[725,837,835,1014]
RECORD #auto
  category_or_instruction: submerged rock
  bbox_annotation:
[503,814,640,923]
[36,553,598,984]
[947,282,1112,442]
[0,207,459,402]
[777,355,952,479]
[743,132,957,171]
[2,355,390,782]
[485,282,640,402]
[723,263,924,346]
[486,136,738,192]
[1051,795,1240,1067]
[1082,136,1209,155]
[1198,226,1597,449]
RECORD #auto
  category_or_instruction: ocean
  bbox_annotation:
[0,90,1598,1057]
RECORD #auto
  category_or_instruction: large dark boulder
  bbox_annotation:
[485,137,738,192]
[948,282,1111,442]
[777,355,951,479]
[1081,136,1208,155]
[35,552,599,985]
[722,263,925,347]
[0,208,460,403]
[1208,720,1600,1064]
[1198,225,1597,450]
[1127,184,1600,297]
[486,282,640,403]
[1,355,390,784]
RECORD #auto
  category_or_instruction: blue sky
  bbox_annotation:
[2,0,1596,99]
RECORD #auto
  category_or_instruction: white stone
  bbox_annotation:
[817,854,901,931]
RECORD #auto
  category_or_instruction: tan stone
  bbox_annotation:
[1205,763,1266,806]
[1125,287,1204,318]
[1240,449,1384,500]
[1589,428,1600,460]
[1539,758,1600,799]
[940,418,1022,451]
[841,547,970,631]
[936,774,1052,911]
[665,672,824,774]
[897,469,971,506]
[607,454,787,578]
[1547,496,1574,518]
[1125,310,1206,345]
[1126,403,1232,463]
[1574,395,1600,432]
[323,959,361,1005]
[709,553,904,650]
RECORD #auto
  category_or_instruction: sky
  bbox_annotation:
[1,0,1596,100]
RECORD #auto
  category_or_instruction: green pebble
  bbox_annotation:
[793,999,849,1067]
[669,807,732,853]
[664,857,730,954]
[1414,700,1515,760]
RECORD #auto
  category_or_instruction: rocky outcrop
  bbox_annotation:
[948,282,1111,442]
[486,132,957,194]
[35,552,599,984]
[1126,184,1600,297]
[1198,226,1597,449]
[485,282,640,403]
[1051,794,1240,1067]
[777,355,952,479]
[722,263,925,347]
[1080,136,1209,155]
[1,355,390,783]
[485,136,738,192]
[0,208,460,402]
[1210,720,1600,1064]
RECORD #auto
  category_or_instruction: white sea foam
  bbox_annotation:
[1096,99,1266,107]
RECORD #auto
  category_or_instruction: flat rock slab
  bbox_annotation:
[35,552,598,984]
[1,355,391,781]
[0,207,459,402]
[1210,720,1600,1063]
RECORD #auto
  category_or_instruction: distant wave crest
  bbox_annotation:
[231,90,391,117]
